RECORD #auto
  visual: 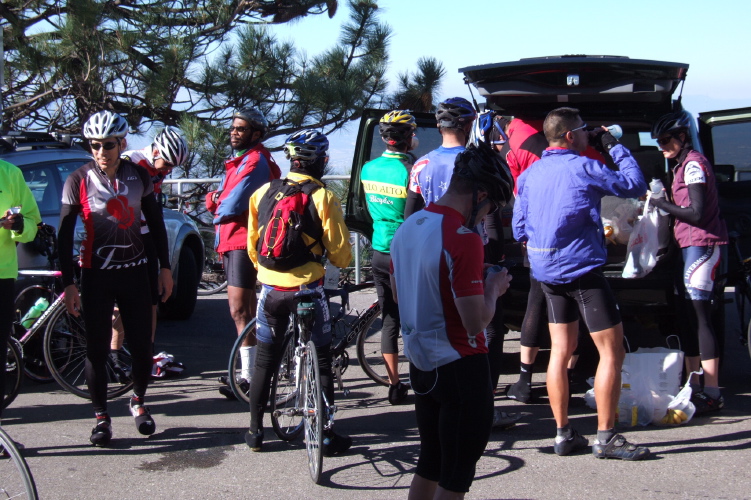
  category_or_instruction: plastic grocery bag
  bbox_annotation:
[653,370,700,425]
[622,193,660,279]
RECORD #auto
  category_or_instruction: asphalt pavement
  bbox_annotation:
[3,289,751,499]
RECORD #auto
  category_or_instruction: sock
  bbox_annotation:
[95,411,110,423]
[131,394,144,407]
[555,424,572,443]
[703,386,721,399]
[690,383,702,394]
[240,346,256,381]
[519,362,533,385]
[596,429,614,445]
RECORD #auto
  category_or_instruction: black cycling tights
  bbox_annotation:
[80,265,153,414]
[249,337,334,433]
[0,279,14,417]
[691,299,719,361]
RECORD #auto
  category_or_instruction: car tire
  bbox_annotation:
[160,248,199,320]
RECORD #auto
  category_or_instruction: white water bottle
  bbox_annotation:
[649,178,668,216]
[604,124,623,139]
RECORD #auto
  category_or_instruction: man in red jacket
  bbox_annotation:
[206,108,281,399]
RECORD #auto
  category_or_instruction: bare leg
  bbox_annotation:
[701,357,720,388]
[686,355,702,384]
[520,345,539,365]
[546,321,579,427]
[111,308,124,350]
[589,323,625,430]
[408,474,438,500]
[227,285,257,345]
[384,353,400,385]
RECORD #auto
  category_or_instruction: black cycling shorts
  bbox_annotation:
[411,354,493,493]
[541,270,621,333]
[223,249,258,289]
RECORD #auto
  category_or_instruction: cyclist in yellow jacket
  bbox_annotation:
[1,158,41,416]
[245,129,352,455]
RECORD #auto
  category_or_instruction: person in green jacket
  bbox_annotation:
[0,158,41,415]
[360,110,417,404]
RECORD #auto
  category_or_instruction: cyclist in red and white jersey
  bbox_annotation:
[58,111,173,446]
[121,127,189,352]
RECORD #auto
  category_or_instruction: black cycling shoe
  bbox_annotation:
[388,382,409,405]
[245,429,264,452]
[322,429,352,457]
[218,378,249,400]
[553,428,588,456]
[506,380,533,404]
[90,419,113,447]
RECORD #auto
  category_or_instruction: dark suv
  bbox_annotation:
[1,132,204,320]
[346,55,751,342]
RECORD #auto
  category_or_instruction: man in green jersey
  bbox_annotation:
[360,110,417,404]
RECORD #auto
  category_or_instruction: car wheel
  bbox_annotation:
[160,248,199,320]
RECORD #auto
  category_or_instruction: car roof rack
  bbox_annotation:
[0,130,84,153]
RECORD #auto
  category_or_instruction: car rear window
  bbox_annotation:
[708,121,751,180]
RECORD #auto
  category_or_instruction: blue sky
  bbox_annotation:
[267,0,751,173]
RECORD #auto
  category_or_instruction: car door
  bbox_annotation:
[698,107,751,272]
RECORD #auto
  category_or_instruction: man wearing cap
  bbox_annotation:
[207,108,282,399]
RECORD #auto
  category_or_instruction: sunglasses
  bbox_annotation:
[558,123,588,138]
[90,141,119,151]
[656,136,675,146]
[228,126,251,133]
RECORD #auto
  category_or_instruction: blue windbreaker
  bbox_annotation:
[512,144,647,284]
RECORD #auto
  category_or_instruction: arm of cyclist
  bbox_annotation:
[142,190,173,301]
[1,167,41,241]
[58,203,82,316]
[213,160,271,223]
[455,267,511,335]
[650,182,705,226]
[318,189,352,269]
[403,190,425,220]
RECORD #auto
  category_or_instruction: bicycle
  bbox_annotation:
[2,339,23,410]
[268,289,328,484]
[197,226,228,295]
[730,231,751,359]
[12,269,134,401]
[0,427,39,499]
[225,280,404,403]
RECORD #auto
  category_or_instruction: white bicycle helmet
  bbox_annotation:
[153,126,189,166]
[83,111,129,139]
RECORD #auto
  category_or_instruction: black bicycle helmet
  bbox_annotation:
[232,107,269,136]
[379,110,416,147]
[454,142,514,207]
[435,97,477,129]
[651,110,692,139]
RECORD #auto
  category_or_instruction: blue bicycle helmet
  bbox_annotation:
[283,130,329,162]
[435,97,477,129]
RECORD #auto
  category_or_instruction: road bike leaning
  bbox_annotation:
[197,226,228,295]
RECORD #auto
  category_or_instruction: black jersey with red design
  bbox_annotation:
[61,159,152,270]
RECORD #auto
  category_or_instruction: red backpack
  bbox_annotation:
[256,178,324,271]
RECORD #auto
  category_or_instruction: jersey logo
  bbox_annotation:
[416,217,427,225]
[106,195,135,229]
[456,226,473,234]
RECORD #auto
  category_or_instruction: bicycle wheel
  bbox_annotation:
[198,227,228,295]
[303,341,324,484]
[735,276,751,341]
[227,319,256,403]
[2,339,23,410]
[13,285,55,383]
[0,427,38,499]
[43,303,134,399]
[270,332,304,441]
[355,300,406,386]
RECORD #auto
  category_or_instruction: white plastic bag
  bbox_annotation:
[653,370,701,425]
[622,193,660,279]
